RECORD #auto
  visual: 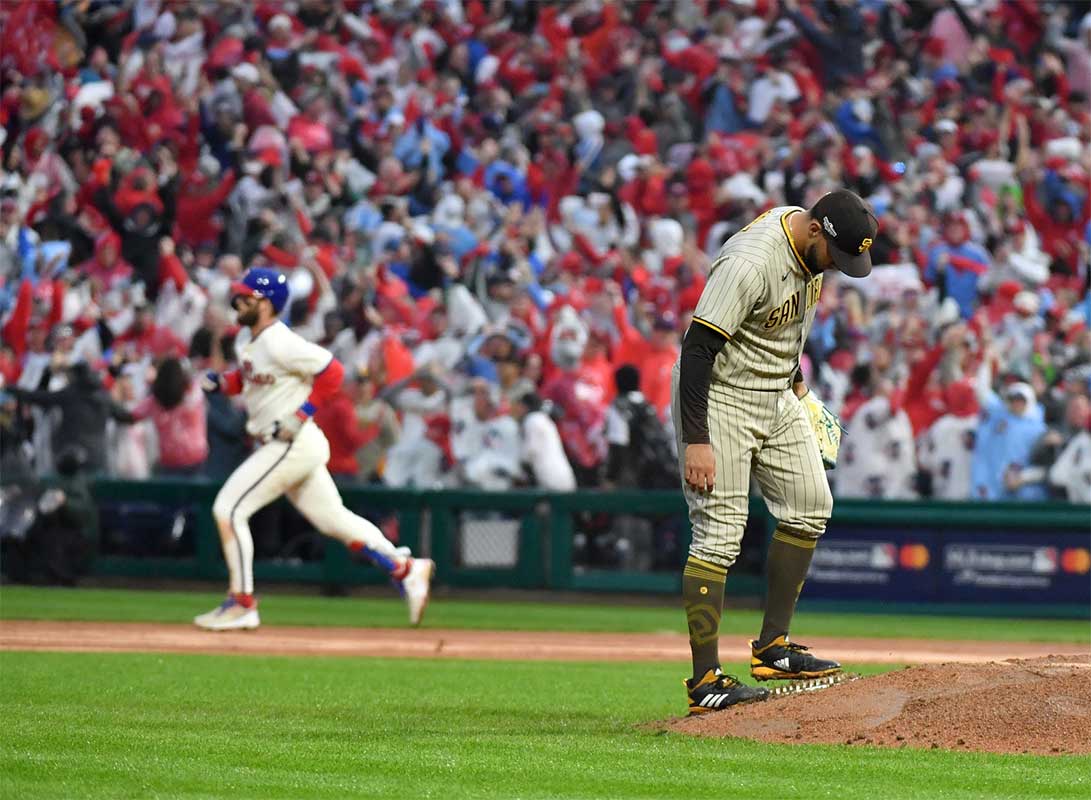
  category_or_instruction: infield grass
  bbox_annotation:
[2,651,1087,800]
[3,586,1089,643]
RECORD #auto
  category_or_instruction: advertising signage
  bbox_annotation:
[806,528,1090,606]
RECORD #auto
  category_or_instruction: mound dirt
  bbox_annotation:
[665,655,1091,755]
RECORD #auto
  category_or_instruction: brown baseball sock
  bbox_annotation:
[683,555,729,682]
[757,529,817,648]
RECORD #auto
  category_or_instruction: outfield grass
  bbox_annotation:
[2,586,1089,643]
[2,651,1087,800]
[3,589,1087,799]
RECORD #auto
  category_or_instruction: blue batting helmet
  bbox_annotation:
[230,267,290,314]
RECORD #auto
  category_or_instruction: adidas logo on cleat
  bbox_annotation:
[686,669,770,714]
[699,693,731,709]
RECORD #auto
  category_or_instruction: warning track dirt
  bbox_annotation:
[0,620,1079,664]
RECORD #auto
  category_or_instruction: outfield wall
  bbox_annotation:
[85,480,1090,618]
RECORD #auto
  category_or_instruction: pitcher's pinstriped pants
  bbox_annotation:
[670,363,833,569]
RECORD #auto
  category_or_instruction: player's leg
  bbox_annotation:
[285,465,407,571]
[196,440,314,629]
[673,379,745,681]
[285,463,435,625]
[671,366,771,713]
[749,389,839,679]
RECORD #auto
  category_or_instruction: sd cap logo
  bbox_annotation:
[858,237,873,254]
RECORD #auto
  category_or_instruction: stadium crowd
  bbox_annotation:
[0,0,1089,505]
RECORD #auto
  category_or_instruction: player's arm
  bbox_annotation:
[682,256,764,492]
[202,370,243,395]
[271,338,344,441]
[270,357,346,442]
[792,367,807,398]
[679,323,730,446]
[679,322,729,493]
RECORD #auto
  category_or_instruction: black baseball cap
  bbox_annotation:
[811,190,879,278]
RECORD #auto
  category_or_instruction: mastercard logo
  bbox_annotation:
[899,544,930,570]
[1060,548,1091,574]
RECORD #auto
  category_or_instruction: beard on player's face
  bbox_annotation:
[803,241,825,274]
[235,299,261,326]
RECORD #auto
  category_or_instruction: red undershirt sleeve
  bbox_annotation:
[297,358,344,418]
[222,370,243,395]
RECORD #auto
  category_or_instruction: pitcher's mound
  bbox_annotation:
[663,655,1090,754]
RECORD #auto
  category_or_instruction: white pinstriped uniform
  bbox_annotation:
[233,322,332,437]
[671,207,833,569]
[211,322,404,595]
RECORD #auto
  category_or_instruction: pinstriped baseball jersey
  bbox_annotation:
[692,207,824,391]
[235,321,334,437]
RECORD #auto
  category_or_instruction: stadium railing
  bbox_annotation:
[84,480,1089,617]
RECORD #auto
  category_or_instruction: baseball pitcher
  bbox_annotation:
[673,190,878,714]
[195,268,434,631]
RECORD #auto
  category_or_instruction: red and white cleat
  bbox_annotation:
[194,595,260,631]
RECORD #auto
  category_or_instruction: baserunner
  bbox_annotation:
[196,267,434,631]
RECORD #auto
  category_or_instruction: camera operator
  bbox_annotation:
[1,445,97,585]
[9,361,137,475]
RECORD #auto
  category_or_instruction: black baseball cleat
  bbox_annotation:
[750,636,842,681]
[685,668,770,715]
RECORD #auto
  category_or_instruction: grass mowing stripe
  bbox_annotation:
[2,652,1087,800]
[2,586,1089,643]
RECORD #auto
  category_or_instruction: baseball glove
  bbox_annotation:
[799,390,842,470]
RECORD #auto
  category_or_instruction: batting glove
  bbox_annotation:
[271,402,316,442]
[799,390,843,470]
[201,371,223,393]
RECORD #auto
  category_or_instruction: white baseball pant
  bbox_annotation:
[211,420,403,594]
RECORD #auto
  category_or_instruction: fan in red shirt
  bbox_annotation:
[619,156,668,218]
[578,328,616,404]
[1022,170,1089,276]
[541,316,608,485]
[610,285,680,419]
[114,305,188,361]
[78,231,133,290]
[314,371,381,480]
[129,358,208,477]
[173,168,237,248]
